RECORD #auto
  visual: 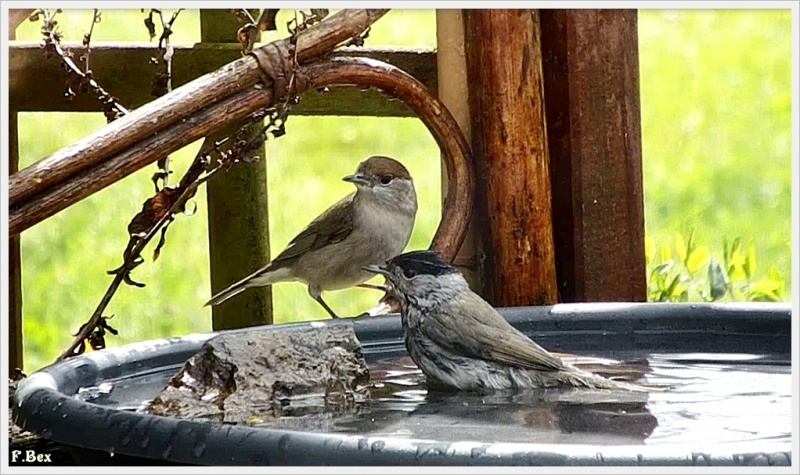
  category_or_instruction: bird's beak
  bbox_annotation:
[343,173,372,187]
[363,264,391,277]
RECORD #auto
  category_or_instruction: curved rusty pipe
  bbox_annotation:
[299,57,475,262]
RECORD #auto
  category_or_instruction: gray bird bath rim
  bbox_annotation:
[11,302,792,466]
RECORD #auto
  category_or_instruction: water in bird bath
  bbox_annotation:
[251,351,792,447]
[82,350,790,448]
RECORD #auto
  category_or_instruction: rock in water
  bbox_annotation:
[147,324,370,424]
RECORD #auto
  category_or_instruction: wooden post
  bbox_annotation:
[463,10,558,306]
[9,12,24,373]
[540,10,646,302]
[200,10,273,330]
[435,10,482,292]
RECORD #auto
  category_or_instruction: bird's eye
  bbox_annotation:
[379,174,393,185]
[402,268,416,279]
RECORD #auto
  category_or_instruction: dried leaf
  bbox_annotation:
[144,10,156,40]
[257,9,279,31]
[88,330,105,350]
[347,26,371,47]
[127,186,187,236]
[310,9,329,20]
[237,24,258,53]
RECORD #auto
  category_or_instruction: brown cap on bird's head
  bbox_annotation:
[356,155,412,181]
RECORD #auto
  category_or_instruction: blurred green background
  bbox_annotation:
[12,9,792,371]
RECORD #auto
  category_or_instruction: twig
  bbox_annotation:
[80,9,101,72]
[56,109,284,362]
[35,8,128,122]
[150,8,183,189]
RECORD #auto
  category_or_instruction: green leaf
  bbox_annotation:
[731,237,741,257]
[686,229,697,257]
[650,262,671,289]
[729,262,746,282]
[747,280,782,294]
[766,266,785,297]
[743,240,756,280]
[723,236,730,267]
[708,258,728,301]
[675,233,687,263]
[666,274,684,297]
[660,244,672,264]
[751,292,781,302]
[645,235,655,264]
[686,245,711,275]
[679,290,689,302]
[731,286,746,301]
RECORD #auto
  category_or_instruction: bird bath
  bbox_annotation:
[11,302,792,466]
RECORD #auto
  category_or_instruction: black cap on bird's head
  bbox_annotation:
[387,250,459,278]
[363,250,459,281]
[363,250,466,304]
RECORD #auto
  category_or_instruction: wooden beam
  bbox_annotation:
[200,10,273,331]
[435,10,482,292]
[540,9,646,302]
[9,20,24,373]
[8,41,436,117]
[463,10,558,306]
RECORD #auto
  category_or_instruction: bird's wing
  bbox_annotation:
[421,292,565,372]
[271,192,356,266]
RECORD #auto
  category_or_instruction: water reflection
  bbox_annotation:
[109,351,790,448]
[256,352,790,447]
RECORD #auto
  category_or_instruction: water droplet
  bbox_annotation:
[357,438,368,450]
[140,437,150,449]
[162,445,172,459]
[42,428,53,438]
[120,436,131,446]
[637,454,644,465]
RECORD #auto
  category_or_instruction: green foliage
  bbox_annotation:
[646,230,787,303]
[13,9,792,372]
[638,9,792,301]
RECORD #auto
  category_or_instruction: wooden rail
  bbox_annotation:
[8,42,437,116]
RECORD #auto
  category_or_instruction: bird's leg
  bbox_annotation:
[309,286,374,320]
[314,294,342,319]
[308,285,342,319]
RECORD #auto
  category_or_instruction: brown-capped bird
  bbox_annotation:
[205,156,418,319]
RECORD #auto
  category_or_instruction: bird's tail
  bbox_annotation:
[562,366,670,393]
[203,264,284,307]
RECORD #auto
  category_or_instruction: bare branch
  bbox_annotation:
[36,8,128,122]
[56,107,285,362]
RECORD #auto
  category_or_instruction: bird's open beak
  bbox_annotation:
[343,173,372,187]
[363,264,391,277]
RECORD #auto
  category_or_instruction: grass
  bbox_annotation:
[12,9,792,372]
